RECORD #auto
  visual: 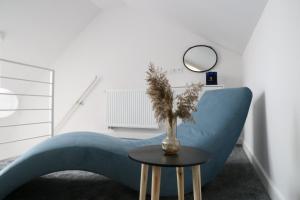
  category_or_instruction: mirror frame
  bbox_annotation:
[183,45,218,73]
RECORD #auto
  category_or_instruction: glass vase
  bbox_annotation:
[162,117,180,155]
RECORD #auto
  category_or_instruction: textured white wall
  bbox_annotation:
[54,7,244,139]
[242,0,300,199]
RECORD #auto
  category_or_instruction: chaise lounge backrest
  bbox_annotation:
[176,87,253,185]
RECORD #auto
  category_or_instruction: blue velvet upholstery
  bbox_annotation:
[0,87,252,199]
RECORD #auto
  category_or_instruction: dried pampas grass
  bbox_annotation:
[146,63,203,124]
[175,83,203,122]
[146,63,174,123]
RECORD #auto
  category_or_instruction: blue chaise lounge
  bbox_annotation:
[0,87,252,199]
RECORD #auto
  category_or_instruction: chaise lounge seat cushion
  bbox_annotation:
[0,87,252,199]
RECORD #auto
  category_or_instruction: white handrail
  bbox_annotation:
[54,75,101,133]
[0,58,55,142]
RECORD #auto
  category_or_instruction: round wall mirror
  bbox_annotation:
[183,45,218,73]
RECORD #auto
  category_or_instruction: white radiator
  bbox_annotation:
[106,90,158,129]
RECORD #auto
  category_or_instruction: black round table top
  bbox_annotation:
[128,145,211,167]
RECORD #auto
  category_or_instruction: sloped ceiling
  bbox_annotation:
[90,0,125,9]
[92,0,269,53]
[0,0,99,66]
[0,0,268,67]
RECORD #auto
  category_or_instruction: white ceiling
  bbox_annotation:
[0,0,99,66]
[0,0,268,67]
[93,0,269,53]
[90,0,125,9]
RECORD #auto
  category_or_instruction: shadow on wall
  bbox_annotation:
[237,129,245,145]
[252,93,271,178]
[292,109,300,199]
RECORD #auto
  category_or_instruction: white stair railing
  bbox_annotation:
[54,76,101,133]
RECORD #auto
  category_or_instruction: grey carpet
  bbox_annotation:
[0,146,270,200]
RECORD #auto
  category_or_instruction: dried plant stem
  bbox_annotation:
[146,63,203,124]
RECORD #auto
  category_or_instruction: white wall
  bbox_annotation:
[0,0,99,160]
[0,0,99,67]
[0,32,3,85]
[0,62,53,160]
[54,7,244,139]
[242,0,300,199]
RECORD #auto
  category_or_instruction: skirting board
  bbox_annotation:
[243,143,285,200]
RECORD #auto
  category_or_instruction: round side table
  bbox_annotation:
[128,145,211,200]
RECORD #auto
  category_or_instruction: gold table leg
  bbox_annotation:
[151,166,161,200]
[176,167,184,200]
[139,164,149,200]
[192,165,202,200]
